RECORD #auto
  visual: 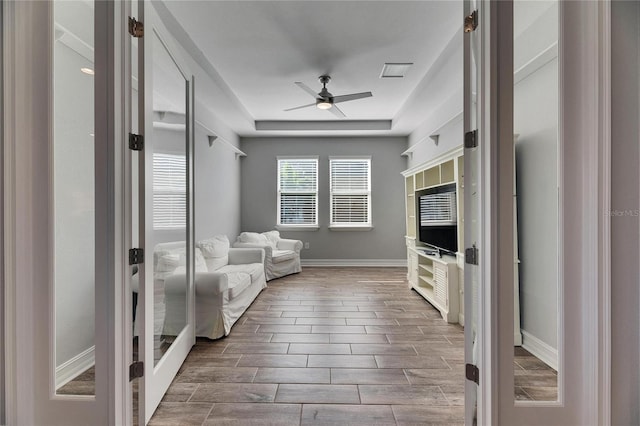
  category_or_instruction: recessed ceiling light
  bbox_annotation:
[80,67,95,75]
[380,63,413,78]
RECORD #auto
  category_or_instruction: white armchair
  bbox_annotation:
[233,230,302,281]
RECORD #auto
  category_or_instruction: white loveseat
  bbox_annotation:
[233,230,303,281]
[136,235,267,340]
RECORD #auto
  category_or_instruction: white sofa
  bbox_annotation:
[135,236,267,340]
[233,230,303,281]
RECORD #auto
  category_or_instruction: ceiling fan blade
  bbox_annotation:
[294,82,320,99]
[329,104,346,118]
[332,91,373,104]
[284,102,316,112]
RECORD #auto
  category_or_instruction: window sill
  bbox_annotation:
[329,225,374,231]
[276,225,320,231]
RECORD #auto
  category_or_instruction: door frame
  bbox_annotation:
[3,1,131,424]
[3,0,613,424]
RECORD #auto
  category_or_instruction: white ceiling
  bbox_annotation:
[162,1,462,137]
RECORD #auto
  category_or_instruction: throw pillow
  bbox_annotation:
[262,230,280,249]
[238,232,269,245]
[197,235,230,271]
[194,248,207,273]
[156,252,180,273]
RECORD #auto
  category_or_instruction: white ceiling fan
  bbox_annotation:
[284,75,373,118]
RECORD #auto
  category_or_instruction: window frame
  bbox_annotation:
[329,156,372,230]
[276,156,319,229]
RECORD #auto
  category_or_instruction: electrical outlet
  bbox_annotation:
[304,242,310,249]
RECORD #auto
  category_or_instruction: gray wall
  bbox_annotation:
[514,57,558,350]
[406,31,463,169]
[513,1,559,352]
[194,127,242,243]
[408,118,463,169]
[611,1,640,423]
[240,137,407,262]
[54,40,96,367]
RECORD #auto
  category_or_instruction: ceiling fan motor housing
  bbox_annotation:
[318,76,333,101]
[318,75,331,85]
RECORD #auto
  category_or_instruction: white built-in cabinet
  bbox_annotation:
[409,250,459,322]
[402,149,464,324]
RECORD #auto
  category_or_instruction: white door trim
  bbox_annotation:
[3,2,50,423]
[2,2,32,423]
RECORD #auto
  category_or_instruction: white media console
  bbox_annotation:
[407,247,460,323]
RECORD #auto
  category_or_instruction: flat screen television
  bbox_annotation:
[416,183,458,254]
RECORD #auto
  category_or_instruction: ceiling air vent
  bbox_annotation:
[380,63,413,78]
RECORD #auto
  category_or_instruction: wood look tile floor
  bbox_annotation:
[56,267,559,423]
[148,267,465,425]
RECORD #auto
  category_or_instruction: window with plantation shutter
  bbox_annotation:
[330,157,371,227]
[277,157,318,227]
[153,152,187,229]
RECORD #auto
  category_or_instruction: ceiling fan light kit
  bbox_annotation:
[316,100,333,110]
[285,75,373,118]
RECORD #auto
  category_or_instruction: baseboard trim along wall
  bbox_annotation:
[301,259,407,268]
[55,345,95,389]
[521,330,558,371]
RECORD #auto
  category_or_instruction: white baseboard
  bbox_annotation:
[301,259,407,267]
[55,345,95,389]
[521,330,558,371]
[514,330,523,346]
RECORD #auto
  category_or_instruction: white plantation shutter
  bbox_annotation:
[278,158,318,226]
[330,158,371,226]
[153,153,187,229]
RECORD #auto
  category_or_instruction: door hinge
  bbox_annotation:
[464,130,477,149]
[129,248,144,265]
[129,133,144,151]
[466,363,479,385]
[128,17,144,38]
[129,361,144,381]
[464,10,478,33]
[465,244,478,265]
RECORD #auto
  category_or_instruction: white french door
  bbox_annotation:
[466,1,610,424]
[3,0,129,424]
[134,1,196,424]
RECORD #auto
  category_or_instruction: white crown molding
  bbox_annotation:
[514,41,558,85]
[255,120,392,132]
[55,22,94,63]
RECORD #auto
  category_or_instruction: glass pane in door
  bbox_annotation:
[53,0,96,396]
[149,31,189,366]
[137,5,195,422]
[513,0,559,402]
